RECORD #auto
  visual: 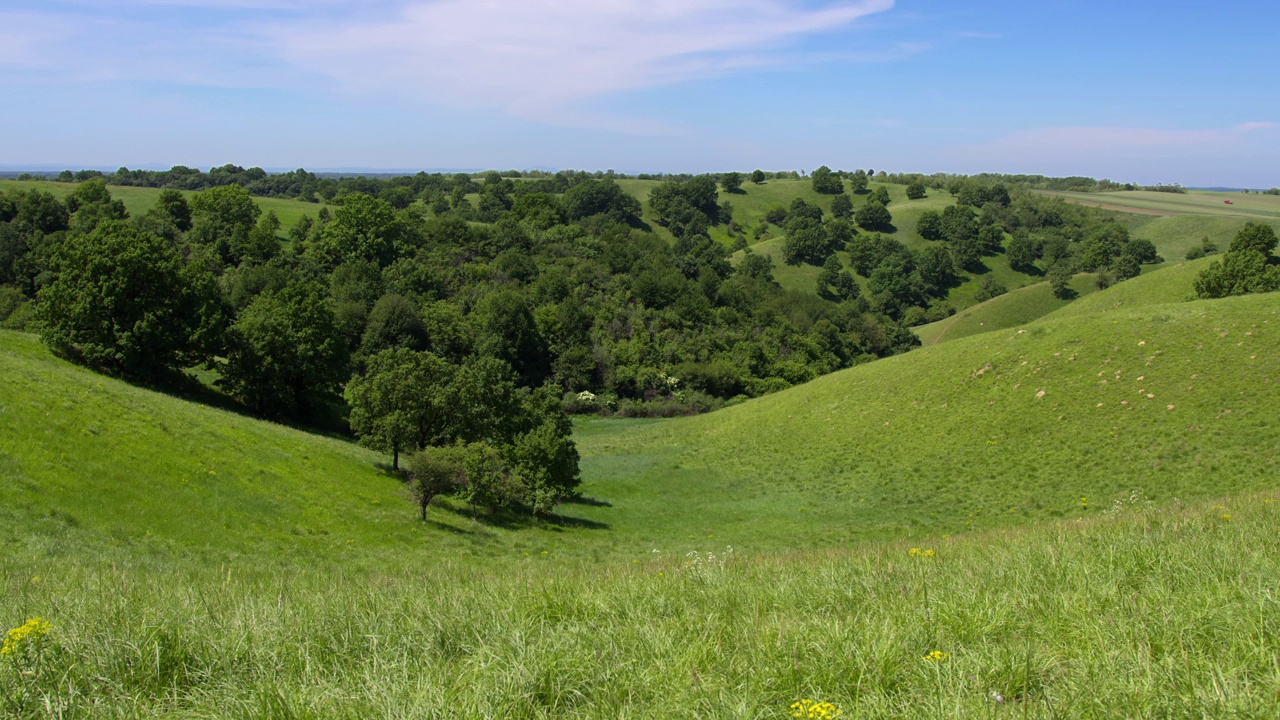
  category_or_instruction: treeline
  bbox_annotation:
[28,166,806,207]
[0,175,923,517]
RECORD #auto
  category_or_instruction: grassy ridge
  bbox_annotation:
[578,291,1280,548]
[0,179,324,232]
[913,273,1100,346]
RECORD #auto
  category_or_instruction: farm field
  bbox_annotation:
[0,179,327,232]
[1042,188,1280,219]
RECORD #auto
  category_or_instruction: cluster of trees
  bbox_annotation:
[1194,223,1280,298]
[1,175,925,516]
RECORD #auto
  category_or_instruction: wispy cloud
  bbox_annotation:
[274,0,896,124]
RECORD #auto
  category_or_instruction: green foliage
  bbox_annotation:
[189,184,262,265]
[360,294,428,357]
[810,166,843,195]
[1228,222,1278,256]
[750,169,766,184]
[847,169,869,194]
[1194,251,1280,298]
[154,189,192,232]
[855,199,892,231]
[1006,230,1040,270]
[219,282,349,420]
[317,193,406,268]
[346,348,453,470]
[737,250,775,283]
[1194,223,1280,299]
[1047,262,1077,300]
[1112,254,1141,282]
[36,220,222,377]
[720,172,743,194]
[649,178,720,236]
[404,444,466,519]
[830,193,853,220]
[972,274,1007,303]
[562,179,641,222]
[905,181,927,200]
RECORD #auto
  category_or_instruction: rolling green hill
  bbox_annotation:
[5,272,1278,557]
[912,272,1101,346]
[0,179,326,232]
[5,277,1280,716]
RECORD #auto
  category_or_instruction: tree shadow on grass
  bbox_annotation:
[490,508,611,532]
[562,494,614,508]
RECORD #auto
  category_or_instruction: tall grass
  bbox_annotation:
[2,494,1277,718]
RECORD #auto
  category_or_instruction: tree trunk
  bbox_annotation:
[393,445,400,472]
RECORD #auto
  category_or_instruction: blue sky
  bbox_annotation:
[1,0,1277,186]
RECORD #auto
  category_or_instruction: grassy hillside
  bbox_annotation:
[1043,256,1214,321]
[578,291,1280,548]
[0,179,325,232]
[913,254,1222,346]
[0,330,586,562]
[7,279,1278,559]
[913,273,1100,346]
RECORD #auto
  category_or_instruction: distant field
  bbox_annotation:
[1043,189,1280,219]
[0,179,327,232]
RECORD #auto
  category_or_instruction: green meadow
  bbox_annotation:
[4,179,1280,717]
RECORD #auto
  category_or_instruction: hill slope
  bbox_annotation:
[5,280,1279,558]
[578,290,1280,547]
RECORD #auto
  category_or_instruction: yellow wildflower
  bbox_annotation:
[924,650,949,662]
[908,548,936,558]
[1,618,51,656]
[791,699,842,719]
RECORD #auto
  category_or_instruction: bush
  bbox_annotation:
[1185,246,1206,260]
[0,285,22,322]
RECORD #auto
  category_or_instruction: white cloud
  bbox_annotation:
[275,0,895,123]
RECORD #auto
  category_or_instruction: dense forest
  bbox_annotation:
[1,166,1192,516]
